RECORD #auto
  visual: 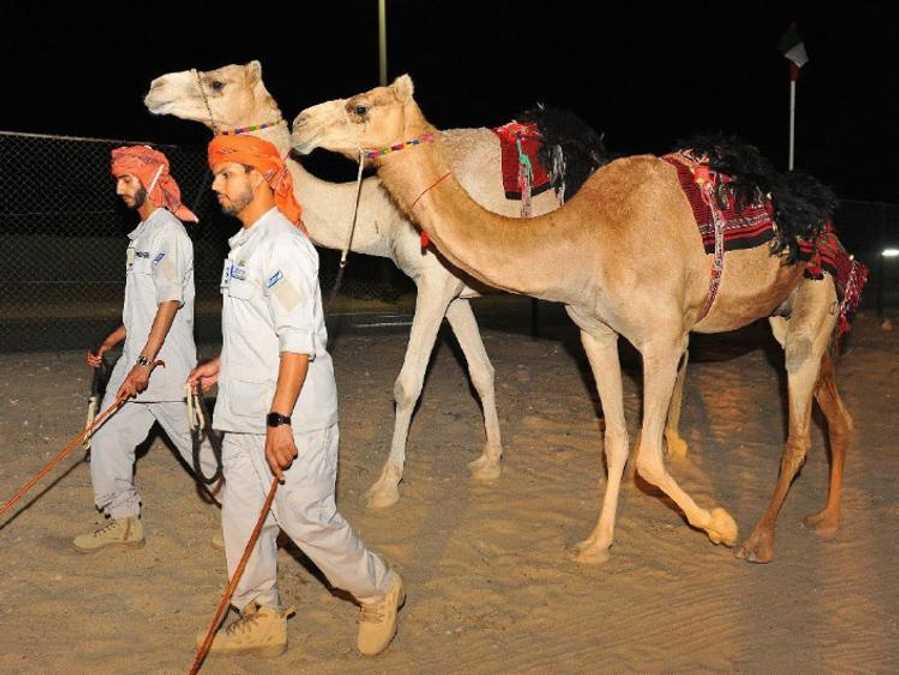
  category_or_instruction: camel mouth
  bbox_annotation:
[290,133,318,156]
[144,96,177,115]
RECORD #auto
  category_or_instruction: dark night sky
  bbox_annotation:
[2,1,897,201]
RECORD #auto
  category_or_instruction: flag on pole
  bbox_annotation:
[778,23,808,81]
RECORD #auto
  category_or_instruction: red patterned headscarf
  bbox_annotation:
[110,145,198,223]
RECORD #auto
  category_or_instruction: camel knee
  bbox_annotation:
[603,428,629,468]
[468,360,495,396]
[635,454,667,485]
[780,440,809,476]
[785,337,812,372]
[393,373,422,410]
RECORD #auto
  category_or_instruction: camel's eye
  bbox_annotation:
[210,80,225,92]
[354,105,368,116]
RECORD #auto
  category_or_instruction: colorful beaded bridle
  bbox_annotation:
[365,132,436,159]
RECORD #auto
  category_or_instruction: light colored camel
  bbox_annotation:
[145,61,690,509]
[291,75,854,564]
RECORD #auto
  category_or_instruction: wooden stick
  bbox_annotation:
[0,397,125,520]
[189,476,279,674]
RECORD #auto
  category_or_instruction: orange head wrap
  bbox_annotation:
[110,145,198,223]
[207,135,305,233]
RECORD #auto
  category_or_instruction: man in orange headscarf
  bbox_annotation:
[73,146,218,553]
[206,134,306,233]
[188,135,403,659]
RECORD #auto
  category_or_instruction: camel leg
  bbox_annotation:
[665,347,690,459]
[572,327,629,564]
[634,337,738,547]
[624,346,690,482]
[736,281,839,563]
[772,317,853,538]
[363,278,458,510]
[803,350,853,538]
[444,298,503,482]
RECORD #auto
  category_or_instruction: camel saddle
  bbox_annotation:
[492,121,552,201]
[664,150,868,333]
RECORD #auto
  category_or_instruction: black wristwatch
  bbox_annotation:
[266,412,292,428]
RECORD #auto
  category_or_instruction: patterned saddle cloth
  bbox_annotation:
[663,150,868,333]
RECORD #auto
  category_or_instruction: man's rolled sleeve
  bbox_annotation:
[264,238,319,359]
[151,228,187,306]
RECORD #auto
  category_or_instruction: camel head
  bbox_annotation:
[144,60,281,131]
[291,74,425,161]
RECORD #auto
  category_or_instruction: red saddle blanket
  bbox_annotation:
[492,121,552,200]
[663,151,868,333]
[662,151,776,254]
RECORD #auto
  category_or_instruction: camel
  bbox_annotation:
[291,75,856,564]
[144,61,688,509]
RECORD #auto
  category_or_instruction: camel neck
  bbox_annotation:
[376,125,583,303]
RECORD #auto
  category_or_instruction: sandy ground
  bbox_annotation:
[0,310,897,674]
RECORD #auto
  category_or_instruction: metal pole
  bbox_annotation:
[788,79,796,171]
[378,0,387,86]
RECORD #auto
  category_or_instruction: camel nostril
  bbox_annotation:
[150,79,166,91]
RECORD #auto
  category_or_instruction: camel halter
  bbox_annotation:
[192,69,219,135]
[341,106,442,247]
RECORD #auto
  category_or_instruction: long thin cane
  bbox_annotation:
[189,476,279,675]
[0,396,126,520]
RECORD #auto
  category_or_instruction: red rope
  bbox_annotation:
[410,171,451,212]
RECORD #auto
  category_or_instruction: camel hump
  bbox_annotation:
[518,105,613,203]
[671,132,838,260]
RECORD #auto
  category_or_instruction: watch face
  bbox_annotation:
[267,413,291,427]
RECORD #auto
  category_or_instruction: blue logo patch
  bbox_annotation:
[266,270,284,288]
[152,252,166,265]
[229,263,247,281]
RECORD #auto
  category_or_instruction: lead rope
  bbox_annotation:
[326,148,366,311]
[186,384,223,485]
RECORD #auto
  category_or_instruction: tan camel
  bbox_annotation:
[291,75,855,564]
[144,61,690,510]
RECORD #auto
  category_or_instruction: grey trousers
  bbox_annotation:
[89,393,218,519]
[222,425,389,611]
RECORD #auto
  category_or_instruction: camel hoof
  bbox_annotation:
[468,455,502,482]
[734,531,774,564]
[569,539,611,565]
[705,507,738,547]
[665,432,689,460]
[362,482,400,510]
[802,511,840,540]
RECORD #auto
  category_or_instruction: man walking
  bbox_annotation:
[74,146,217,552]
[189,134,403,658]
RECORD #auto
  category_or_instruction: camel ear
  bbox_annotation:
[247,60,262,83]
[392,74,414,102]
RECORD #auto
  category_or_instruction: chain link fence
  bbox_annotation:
[1,131,414,353]
[1,131,896,353]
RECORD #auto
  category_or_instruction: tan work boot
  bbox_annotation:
[197,603,294,658]
[357,571,405,656]
[72,516,144,553]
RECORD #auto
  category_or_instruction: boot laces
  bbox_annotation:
[92,519,122,538]
[359,600,386,624]
[224,610,262,637]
